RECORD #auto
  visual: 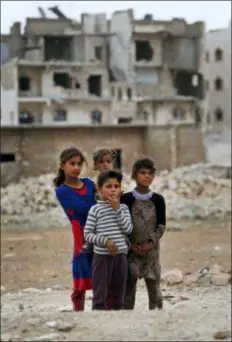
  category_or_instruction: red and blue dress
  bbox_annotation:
[55,178,96,311]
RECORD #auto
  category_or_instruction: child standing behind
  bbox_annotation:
[93,149,114,180]
[92,149,126,193]
[121,158,166,310]
[54,147,96,311]
[84,170,133,310]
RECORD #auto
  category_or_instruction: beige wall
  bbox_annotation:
[1,62,18,125]
[155,101,196,125]
[203,22,231,133]
[1,124,206,186]
[135,100,196,125]
[43,101,111,125]
[18,101,111,125]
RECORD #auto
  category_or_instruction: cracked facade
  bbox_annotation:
[1,10,205,126]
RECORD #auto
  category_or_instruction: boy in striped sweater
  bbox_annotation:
[84,170,133,310]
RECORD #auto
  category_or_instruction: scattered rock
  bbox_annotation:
[18,303,24,311]
[56,321,76,332]
[1,286,6,292]
[170,296,190,305]
[210,264,224,274]
[52,285,63,291]
[213,330,231,340]
[162,269,184,285]
[22,288,41,293]
[184,274,199,285]
[26,333,61,341]
[46,321,57,328]
[3,253,15,258]
[58,306,73,312]
[210,274,231,286]
[27,318,41,326]
[198,267,210,279]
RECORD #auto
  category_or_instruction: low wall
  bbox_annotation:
[1,124,206,186]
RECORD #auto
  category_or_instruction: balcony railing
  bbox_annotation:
[18,90,42,97]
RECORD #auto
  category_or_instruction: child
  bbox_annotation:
[93,148,125,193]
[121,157,166,310]
[54,147,96,311]
[93,149,114,174]
[84,170,133,310]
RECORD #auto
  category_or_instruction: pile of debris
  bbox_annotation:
[152,163,231,220]
[161,264,231,287]
[1,163,231,226]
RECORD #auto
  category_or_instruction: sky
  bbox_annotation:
[1,0,231,33]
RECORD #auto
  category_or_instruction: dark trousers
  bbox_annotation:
[124,271,163,310]
[92,253,128,310]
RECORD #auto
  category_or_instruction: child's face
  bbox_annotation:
[61,155,83,179]
[95,153,113,173]
[135,168,155,187]
[99,178,121,200]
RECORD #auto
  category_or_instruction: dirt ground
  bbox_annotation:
[1,218,231,341]
[1,218,231,292]
[1,286,231,341]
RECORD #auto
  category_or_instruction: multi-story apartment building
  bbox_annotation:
[203,21,231,133]
[1,9,205,127]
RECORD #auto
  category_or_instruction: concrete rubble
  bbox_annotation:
[161,264,231,286]
[1,163,231,228]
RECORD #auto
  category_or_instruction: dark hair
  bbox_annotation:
[93,148,116,169]
[97,170,123,188]
[132,157,156,179]
[53,147,87,187]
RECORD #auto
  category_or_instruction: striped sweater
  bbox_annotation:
[84,201,133,255]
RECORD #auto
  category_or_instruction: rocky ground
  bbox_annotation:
[1,220,231,341]
[1,286,231,341]
[1,138,231,341]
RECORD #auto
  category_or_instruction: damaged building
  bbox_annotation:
[1,10,113,125]
[109,11,205,125]
[1,7,205,126]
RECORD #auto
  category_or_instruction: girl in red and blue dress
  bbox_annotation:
[54,147,96,311]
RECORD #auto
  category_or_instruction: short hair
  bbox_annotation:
[97,170,123,188]
[132,157,156,179]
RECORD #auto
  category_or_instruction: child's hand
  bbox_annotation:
[130,244,140,253]
[139,242,154,254]
[107,196,120,211]
[106,239,118,256]
[130,244,146,256]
